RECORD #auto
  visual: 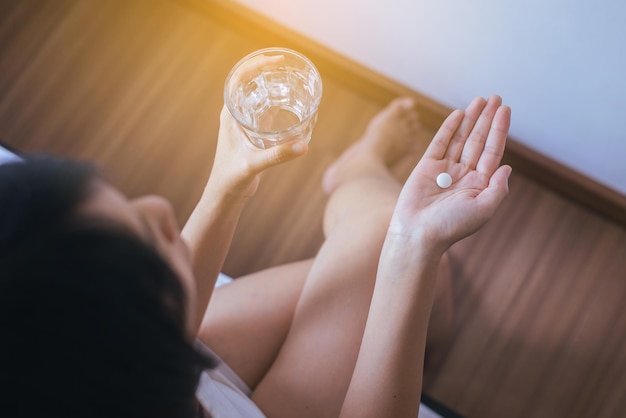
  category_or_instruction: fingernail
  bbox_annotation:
[292,141,307,154]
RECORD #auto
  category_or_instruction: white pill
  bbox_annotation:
[436,172,452,188]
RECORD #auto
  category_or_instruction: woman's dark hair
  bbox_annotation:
[0,155,213,417]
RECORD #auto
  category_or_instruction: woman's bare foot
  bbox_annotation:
[322,97,422,195]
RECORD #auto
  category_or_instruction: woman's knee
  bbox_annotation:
[322,179,398,238]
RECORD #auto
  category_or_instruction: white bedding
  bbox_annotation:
[0,145,21,164]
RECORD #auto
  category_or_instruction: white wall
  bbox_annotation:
[234,0,626,195]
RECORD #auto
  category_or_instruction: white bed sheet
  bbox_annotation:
[0,145,21,164]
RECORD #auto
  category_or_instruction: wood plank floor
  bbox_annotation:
[1,1,624,417]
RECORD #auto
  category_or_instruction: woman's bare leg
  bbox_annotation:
[199,98,453,400]
[198,259,312,387]
[248,98,451,417]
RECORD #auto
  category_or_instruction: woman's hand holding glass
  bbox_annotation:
[207,106,308,201]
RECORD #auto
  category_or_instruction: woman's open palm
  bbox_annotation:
[390,95,512,249]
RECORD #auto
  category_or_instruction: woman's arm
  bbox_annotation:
[182,106,307,333]
[341,96,512,417]
[339,235,443,418]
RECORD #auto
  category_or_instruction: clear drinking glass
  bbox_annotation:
[224,48,323,149]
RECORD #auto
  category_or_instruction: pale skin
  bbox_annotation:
[81,94,511,417]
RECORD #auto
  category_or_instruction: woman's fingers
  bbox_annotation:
[219,105,308,174]
[247,141,308,173]
[422,109,465,160]
[443,96,488,162]
[423,96,491,162]
[476,163,512,215]
[476,105,511,176]
[459,94,502,168]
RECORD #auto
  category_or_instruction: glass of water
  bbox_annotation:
[224,48,323,149]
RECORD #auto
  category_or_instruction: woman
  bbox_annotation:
[0,95,511,417]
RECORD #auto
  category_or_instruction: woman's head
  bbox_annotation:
[0,154,96,253]
[0,155,211,417]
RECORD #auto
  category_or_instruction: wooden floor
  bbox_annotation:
[1,1,625,417]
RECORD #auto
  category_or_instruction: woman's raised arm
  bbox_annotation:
[340,96,511,418]
[182,106,307,333]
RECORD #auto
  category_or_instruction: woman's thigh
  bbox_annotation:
[251,211,392,418]
[197,259,312,389]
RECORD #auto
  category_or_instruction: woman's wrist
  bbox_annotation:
[374,231,443,296]
[202,175,254,209]
[384,227,448,261]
